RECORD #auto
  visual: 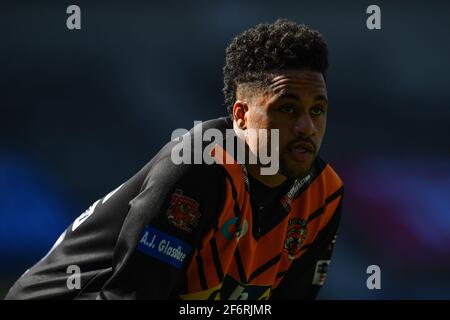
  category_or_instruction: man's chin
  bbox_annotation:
[279,158,315,180]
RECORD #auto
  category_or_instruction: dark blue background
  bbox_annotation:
[1,0,449,299]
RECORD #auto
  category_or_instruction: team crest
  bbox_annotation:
[284,218,308,259]
[166,189,200,233]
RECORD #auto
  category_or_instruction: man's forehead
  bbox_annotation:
[267,69,326,94]
[235,69,326,104]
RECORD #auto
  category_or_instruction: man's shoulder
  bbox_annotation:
[143,116,231,179]
[315,156,344,189]
[141,115,227,159]
[140,147,227,193]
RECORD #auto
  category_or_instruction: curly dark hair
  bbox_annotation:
[223,19,329,117]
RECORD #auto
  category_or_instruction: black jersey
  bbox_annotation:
[5,117,343,300]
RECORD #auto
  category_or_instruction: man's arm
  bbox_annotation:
[94,163,226,300]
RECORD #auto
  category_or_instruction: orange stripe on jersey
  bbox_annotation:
[272,165,343,289]
[202,183,243,286]
[182,144,343,299]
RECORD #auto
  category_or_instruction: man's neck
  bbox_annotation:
[246,164,287,188]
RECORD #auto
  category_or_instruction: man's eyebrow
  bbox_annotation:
[273,93,328,103]
[273,93,301,101]
[314,95,328,103]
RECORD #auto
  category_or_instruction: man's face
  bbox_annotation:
[238,69,328,180]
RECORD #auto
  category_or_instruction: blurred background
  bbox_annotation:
[1,0,449,299]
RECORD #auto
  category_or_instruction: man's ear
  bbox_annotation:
[233,101,248,130]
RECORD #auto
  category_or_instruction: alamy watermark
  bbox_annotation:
[366,5,381,30]
[366,264,381,290]
[170,121,280,175]
[66,264,81,290]
[66,5,81,30]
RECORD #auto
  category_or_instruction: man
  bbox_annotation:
[5,19,343,300]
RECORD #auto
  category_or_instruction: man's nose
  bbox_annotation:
[293,114,315,136]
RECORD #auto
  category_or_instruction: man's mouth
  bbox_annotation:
[289,142,315,162]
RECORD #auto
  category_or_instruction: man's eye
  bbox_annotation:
[280,105,295,114]
[310,106,325,116]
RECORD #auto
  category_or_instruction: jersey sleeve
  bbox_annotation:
[270,194,343,300]
[4,173,144,300]
[95,163,226,300]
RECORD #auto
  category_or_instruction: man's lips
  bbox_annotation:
[288,141,315,162]
[290,141,315,153]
